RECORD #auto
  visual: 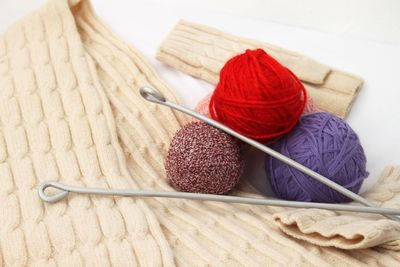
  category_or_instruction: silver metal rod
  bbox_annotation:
[38,181,400,216]
[139,86,399,221]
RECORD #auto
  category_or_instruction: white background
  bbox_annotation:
[1,0,399,194]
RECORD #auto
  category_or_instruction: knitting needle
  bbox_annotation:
[139,86,400,221]
[38,180,400,216]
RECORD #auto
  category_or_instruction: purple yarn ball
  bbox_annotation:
[265,112,369,203]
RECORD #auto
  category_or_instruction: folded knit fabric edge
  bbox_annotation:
[272,165,400,251]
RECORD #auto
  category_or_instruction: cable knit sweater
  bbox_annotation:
[0,0,399,266]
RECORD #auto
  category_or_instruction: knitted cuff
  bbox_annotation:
[156,20,363,118]
[272,165,400,250]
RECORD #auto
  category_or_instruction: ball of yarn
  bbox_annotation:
[265,112,369,203]
[194,93,213,117]
[209,48,307,143]
[303,95,318,114]
[166,122,243,194]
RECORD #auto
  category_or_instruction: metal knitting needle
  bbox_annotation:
[38,180,400,216]
[139,86,400,221]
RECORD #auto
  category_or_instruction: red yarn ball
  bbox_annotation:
[209,49,307,143]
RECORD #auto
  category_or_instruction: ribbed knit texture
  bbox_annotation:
[156,20,364,118]
[0,0,399,266]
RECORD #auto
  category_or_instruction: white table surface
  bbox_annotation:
[1,0,399,195]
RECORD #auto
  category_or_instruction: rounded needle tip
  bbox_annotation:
[140,86,166,104]
[38,181,69,203]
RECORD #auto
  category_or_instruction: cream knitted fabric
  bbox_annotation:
[273,165,400,250]
[156,20,363,118]
[1,0,400,266]
[0,0,183,265]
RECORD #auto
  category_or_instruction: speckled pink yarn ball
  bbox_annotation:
[194,92,318,118]
[165,122,243,194]
[194,93,213,117]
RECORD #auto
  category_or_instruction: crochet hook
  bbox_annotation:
[38,180,400,216]
[139,86,399,221]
